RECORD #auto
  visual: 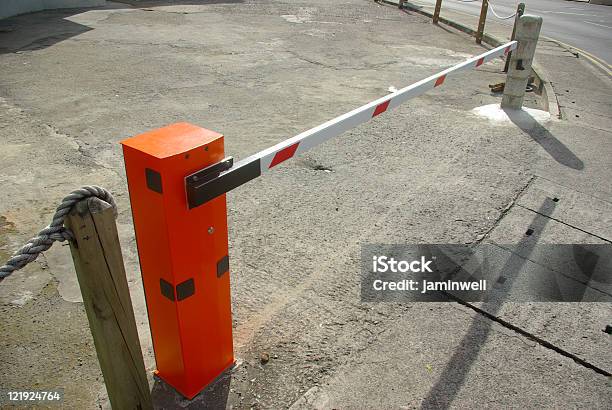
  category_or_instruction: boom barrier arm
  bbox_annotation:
[186,41,517,209]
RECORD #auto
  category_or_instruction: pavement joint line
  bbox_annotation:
[515,203,612,244]
[533,174,612,206]
[444,292,612,378]
[445,169,612,377]
[472,175,536,245]
[489,242,612,299]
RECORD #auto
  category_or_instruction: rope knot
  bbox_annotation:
[0,186,117,281]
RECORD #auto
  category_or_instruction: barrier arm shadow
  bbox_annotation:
[420,198,557,409]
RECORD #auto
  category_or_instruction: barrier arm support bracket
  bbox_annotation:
[186,41,517,210]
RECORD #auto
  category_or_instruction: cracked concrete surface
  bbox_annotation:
[0,0,610,409]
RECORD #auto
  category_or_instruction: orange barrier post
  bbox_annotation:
[121,123,234,399]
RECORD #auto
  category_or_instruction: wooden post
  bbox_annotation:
[476,0,488,44]
[504,3,525,72]
[433,0,442,24]
[65,198,153,410]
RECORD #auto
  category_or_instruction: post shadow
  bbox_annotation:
[504,108,584,170]
[420,198,557,409]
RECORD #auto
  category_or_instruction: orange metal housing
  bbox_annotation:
[121,122,234,399]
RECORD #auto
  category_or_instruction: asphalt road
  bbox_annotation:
[411,0,612,65]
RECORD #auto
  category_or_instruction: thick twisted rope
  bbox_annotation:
[0,186,117,281]
[487,0,518,20]
[453,0,519,20]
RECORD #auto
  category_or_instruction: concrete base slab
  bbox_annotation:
[471,103,551,126]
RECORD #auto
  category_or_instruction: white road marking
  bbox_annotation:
[531,9,598,17]
[583,21,612,29]
[553,11,598,16]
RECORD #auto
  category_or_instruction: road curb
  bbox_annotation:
[530,62,562,119]
[378,0,562,119]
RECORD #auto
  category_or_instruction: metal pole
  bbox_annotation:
[502,15,543,109]
[476,0,488,44]
[433,0,443,24]
[504,3,525,72]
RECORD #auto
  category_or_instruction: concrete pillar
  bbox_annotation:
[501,15,542,110]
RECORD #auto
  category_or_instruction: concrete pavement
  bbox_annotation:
[0,1,610,408]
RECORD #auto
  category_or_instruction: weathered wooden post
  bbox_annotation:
[504,3,525,73]
[65,197,153,410]
[476,0,488,44]
[433,0,443,24]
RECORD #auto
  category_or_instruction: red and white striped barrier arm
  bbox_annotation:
[186,41,516,208]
